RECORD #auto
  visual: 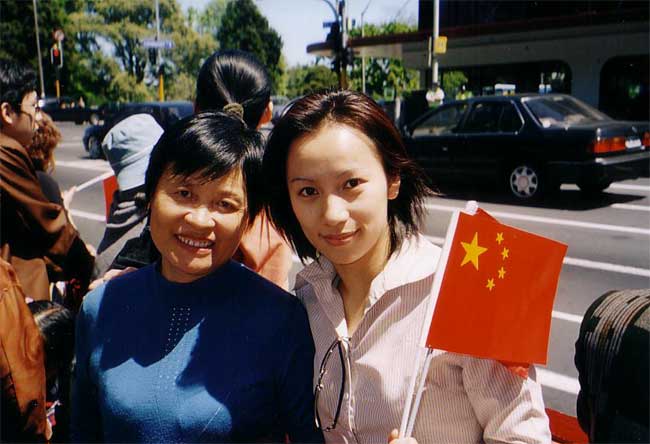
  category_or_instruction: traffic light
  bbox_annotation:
[148,48,158,65]
[50,43,62,68]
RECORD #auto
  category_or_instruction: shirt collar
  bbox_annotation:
[295,233,441,311]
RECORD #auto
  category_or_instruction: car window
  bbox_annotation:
[523,95,610,128]
[499,103,524,132]
[412,104,467,136]
[463,102,504,133]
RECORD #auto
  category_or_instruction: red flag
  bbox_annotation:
[425,208,567,365]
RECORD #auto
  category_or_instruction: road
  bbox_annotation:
[52,122,650,416]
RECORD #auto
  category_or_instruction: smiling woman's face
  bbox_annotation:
[149,166,249,283]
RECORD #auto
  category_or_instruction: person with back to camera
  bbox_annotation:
[193,49,293,289]
[574,288,650,443]
[0,58,94,303]
[264,90,551,444]
[71,112,323,443]
[93,113,164,278]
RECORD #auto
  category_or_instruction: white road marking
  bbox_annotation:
[611,203,650,212]
[551,310,583,324]
[609,183,650,192]
[536,368,580,395]
[424,203,650,236]
[69,209,105,222]
[562,256,650,277]
[75,171,115,192]
[56,160,110,172]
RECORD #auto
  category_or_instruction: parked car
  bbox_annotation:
[38,96,101,125]
[83,101,194,159]
[403,94,650,200]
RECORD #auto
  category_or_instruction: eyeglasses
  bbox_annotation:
[314,337,349,432]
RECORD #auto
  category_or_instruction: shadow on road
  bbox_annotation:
[432,183,647,211]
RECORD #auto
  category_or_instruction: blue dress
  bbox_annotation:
[72,260,323,443]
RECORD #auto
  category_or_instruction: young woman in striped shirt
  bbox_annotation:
[264,90,551,444]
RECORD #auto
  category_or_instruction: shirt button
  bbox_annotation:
[344,393,349,400]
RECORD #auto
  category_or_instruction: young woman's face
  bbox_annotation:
[150,166,248,283]
[286,122,400,268]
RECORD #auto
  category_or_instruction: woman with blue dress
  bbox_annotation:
[71,112,323,443]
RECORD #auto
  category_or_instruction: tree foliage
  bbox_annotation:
[285,64,338,97]
[217,0,284,93]
[348,22,420,99]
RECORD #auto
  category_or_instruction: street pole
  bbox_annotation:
[431,0,440,88]
[339,0,348,89]
[360,0,374,94]
[32,0,46,98]
[155,0,164,101]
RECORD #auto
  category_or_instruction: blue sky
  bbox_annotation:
[178,0,418,67]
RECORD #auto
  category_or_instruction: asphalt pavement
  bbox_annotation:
[52,122,650,417]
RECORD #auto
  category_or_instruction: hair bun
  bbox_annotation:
[223,102,244,120]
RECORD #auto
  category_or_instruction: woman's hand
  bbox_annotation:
[388,429,418,444]
[88,267,137,291]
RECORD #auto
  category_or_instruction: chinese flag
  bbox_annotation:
[425,208,567,365]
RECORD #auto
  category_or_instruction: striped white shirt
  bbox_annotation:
[294,234,551,444]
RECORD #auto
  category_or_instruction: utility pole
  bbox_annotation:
[360,0,374,94]
[155,0,164,101]
[32,0,46,98]
[431,0,440,88]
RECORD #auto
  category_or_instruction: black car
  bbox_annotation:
[403,94,650,200]
[83,101,194,159]
[39,96,101,125]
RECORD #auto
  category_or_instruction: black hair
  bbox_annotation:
[195,49,271,129]
[145,111,264,222]
[28,301,74,381]
[264,89,431,261]
[0,58,37,118]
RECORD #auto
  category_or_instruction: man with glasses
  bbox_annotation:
[0,58,94,302]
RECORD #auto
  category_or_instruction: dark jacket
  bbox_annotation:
[0,136,94,303]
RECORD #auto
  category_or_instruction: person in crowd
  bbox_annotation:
[72,112,322,443]
[27,112,64,203]
[264,90,551,444]
[0,58,94,304]
[28,300,75,443]
[0,257,48,442]
[93,113,164,277]
[575,288,649,443]
[194,49,293,289]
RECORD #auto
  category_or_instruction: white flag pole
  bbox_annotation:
[399,201,479,438]
[405,348,434,436]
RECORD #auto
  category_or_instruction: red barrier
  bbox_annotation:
[102,175,118,221]
[546,408,588,444]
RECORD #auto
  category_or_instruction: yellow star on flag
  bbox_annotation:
[501,247,509,260]
[461,232,488,270]
[498,267,506,279]
[496,232,504,244]
[486,278,495,291]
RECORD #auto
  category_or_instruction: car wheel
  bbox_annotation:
[508,163,544,200]
[88,136,103,159]
[577,179,611,194]
[89,113,100,126]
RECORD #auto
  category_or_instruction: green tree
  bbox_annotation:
[192,0,230,35]
[0,0,83,99]
[66,0,216,102]
[348,22,420,99]
[286,64,338,97]
[217,0,284,93]
[442,70,468,99]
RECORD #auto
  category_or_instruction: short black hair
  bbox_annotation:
[195,49,271,129]
[145,111,264,222]
[0,58,37,114]
[264,90,431,261]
